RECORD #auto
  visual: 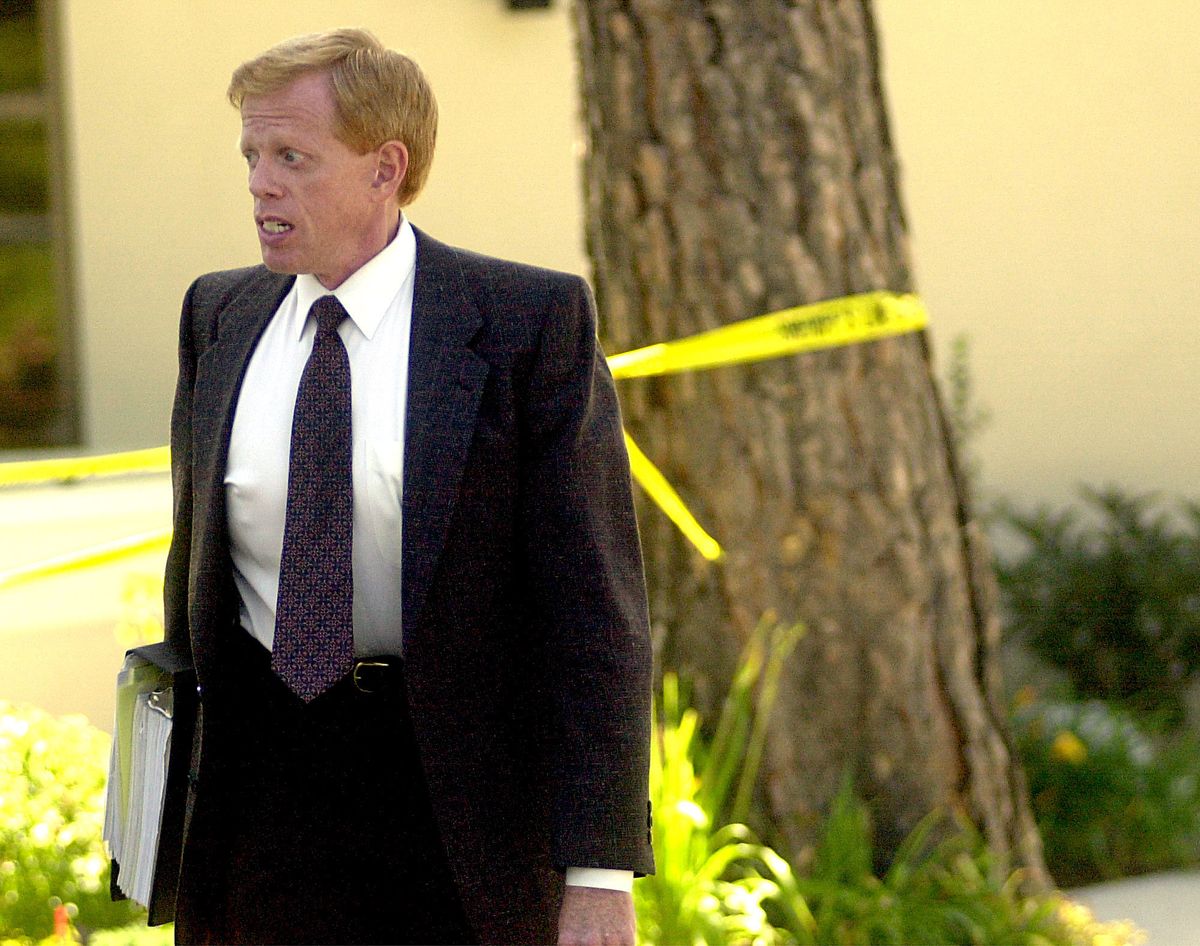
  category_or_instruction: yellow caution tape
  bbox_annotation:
[0,445,170,487]
[608,291,927,380]
[0,528,173,591]
[624,433,723,561]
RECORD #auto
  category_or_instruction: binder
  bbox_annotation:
[102,641,196,926]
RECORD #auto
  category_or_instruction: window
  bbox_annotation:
[0,0,76,449]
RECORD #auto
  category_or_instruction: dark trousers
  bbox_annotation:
[175,630,474,945]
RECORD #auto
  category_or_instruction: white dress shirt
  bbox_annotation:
[227,219,414,657]
[224,217,631,893]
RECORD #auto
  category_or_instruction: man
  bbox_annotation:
[163,28,653,945]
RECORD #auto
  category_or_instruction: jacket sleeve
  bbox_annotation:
[162,279,201,656]
[519,274,655,876]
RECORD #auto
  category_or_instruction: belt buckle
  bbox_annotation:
[351,659,391,694]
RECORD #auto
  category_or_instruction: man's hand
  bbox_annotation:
[557,885,637,946]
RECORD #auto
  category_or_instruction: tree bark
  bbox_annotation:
[573,0,1048,885]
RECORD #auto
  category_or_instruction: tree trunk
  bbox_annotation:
[573,0,1048,885]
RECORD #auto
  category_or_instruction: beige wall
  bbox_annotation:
[875,0,1200,509]
[58,0,1199,511]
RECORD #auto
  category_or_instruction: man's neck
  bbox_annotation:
[316,209,404,290]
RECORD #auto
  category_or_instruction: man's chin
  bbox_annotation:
[263,261,302,275]
[259,251,302,276]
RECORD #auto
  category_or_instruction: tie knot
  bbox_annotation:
[311,295,348,337]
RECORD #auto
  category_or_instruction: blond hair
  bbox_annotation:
[228,28,437,206]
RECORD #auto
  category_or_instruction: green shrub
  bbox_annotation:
[996,487,1200,729]
[638,622,1143,945]
[88,920,174,946]
[637,676,781,946]
[1013,697,1200,887]
[636,622,801,946]
[0,702,143,942]
[761,780,1143,945]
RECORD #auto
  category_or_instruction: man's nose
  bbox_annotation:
[248,161,282,198]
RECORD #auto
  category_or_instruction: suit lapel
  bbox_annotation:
[192,269,293,596]
[402,229,488,638]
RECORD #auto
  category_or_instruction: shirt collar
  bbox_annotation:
[293,215,416,341]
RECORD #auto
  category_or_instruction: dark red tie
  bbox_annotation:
[272,295,354,702]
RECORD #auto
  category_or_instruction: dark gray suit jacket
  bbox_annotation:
[164,227,654,944]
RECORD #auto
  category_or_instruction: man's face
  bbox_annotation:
[239,71,387,289]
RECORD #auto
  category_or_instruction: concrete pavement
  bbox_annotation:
[0,473,171,729]
[1071,871,1200,945]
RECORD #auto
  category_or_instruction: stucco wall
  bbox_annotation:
[875,0,1199,509]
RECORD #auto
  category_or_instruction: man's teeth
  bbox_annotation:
[263,221,292,233]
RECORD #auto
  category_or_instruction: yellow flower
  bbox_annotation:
[1055,896,1147,946]
[1051,730,1088,764]
[1013,685,1039,710]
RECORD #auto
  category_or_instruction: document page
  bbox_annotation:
[103,654,175,909]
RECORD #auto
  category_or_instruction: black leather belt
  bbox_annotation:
[350,657,403,694]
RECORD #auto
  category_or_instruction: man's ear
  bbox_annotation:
[371,140,409,202]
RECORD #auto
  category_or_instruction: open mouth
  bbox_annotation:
[262,220,292,234]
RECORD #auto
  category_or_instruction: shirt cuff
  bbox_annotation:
[564,867,634,892]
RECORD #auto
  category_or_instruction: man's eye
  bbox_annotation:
[283,150,301,163]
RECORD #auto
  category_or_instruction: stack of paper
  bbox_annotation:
[103,654,176,910]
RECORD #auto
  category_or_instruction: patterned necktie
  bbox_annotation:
[272,295,354,702]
